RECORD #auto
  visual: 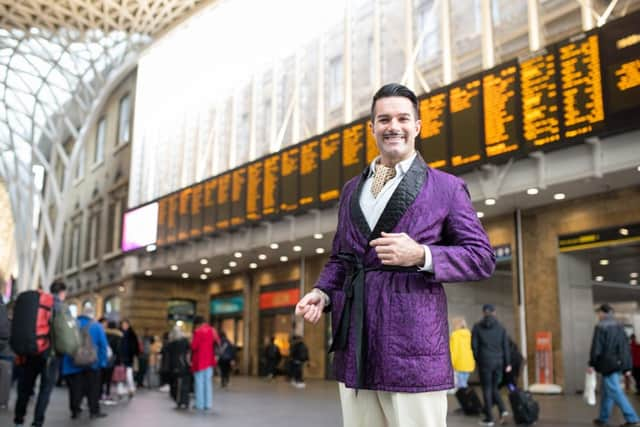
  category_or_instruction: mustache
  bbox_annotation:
[383,131,405,137]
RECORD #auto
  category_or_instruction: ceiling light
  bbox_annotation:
[229,261,237,267]
[249,262,258,269]
[619,228,629,236]
[313,233,323,239]
[315,248,325,254]
[200,258,208,265]
[293,245,302,252]
[595,275,604,282]
[258,254,267,260]
[631,272,639,279]
[484,198,496,206]
[526,188,539,195]
[223,269,231,275]
[203,267,212,273]
[476,211,484,219]
[200,274,208,280]
[181,272,189,279]
[119,285,125,293]
[146,244,157,252]
[234,252,243,258]
[270,243,279,249]
[599,259,609,266]
[553,193,565,200]
[637,165,640,172]
[170,265,179,271]
[144,270,152,277]
[280,256,289,262]
[631,279,638,285]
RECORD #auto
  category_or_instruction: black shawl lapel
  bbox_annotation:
[350,166,372,240]
[369,154,428,242]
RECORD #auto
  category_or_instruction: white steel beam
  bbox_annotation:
[481,0,496,69]
[344,0,353,123]
[527,0,544,51]
[404,0,415,90]
[441,0,455,84]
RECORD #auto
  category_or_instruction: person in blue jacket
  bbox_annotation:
[61,305,109,420]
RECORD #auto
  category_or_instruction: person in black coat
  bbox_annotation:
[472,304,512,426]
[119,319,139,398]
[289,336,309,388]
[166,326,191,408]
[216,332,236,388]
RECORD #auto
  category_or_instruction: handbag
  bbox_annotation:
[112,364,126,383]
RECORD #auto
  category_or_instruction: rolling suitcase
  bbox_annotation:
[508,384,539,425]
[455,386,483,416]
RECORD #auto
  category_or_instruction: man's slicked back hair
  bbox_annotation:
[370,83,419,122]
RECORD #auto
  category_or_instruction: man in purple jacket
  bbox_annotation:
[296,83,495,426]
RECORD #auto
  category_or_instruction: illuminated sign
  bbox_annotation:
[449,77,483,167]
[121,202,158,252]
[320,131,341,203]
[299,140,319,207]
[281,147,300,212]
[342,121,366,184]
[483,61,521,158]
[259,288,301,310]
[417,89,449,168]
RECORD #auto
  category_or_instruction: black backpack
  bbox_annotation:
[0,302,9,352]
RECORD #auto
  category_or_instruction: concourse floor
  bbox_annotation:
[1,376,640,426]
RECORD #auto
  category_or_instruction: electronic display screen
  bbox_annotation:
[483,61,521,158]
[263,154,280,217]
[165,193,179,244]
[365,120,379,165]
[449,76,483,167]
[246,161,263,222]
[190,182,203,238]
[178,188,192,241]
[121,202,158,252]
[342,121,366,184]
[231,167,247,227]
[216,173,231,230]
[558,33,605,140]
[203,178,217,234]
[519,49,562,148]
[299,139,319,208]
[156,198,167,246]
[280,147,300,212]
[320,131,341,203]
[417,89,449,168]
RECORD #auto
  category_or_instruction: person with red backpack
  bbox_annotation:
[12,281,66,427]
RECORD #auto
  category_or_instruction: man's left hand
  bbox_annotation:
[370,232,425,267]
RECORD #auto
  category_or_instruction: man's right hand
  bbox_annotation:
[295,291,325,324]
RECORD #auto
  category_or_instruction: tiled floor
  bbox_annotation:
[1,376,640,426]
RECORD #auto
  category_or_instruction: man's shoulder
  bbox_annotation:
[427,167,465,188]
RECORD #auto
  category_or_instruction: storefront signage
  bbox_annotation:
[259,288,300,310]
[210,296,244,315]
[167,299,196,322]
[493,244,512,262]
[558,222,640,251]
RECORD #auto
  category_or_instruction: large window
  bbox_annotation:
[104,295,122,321]
[106,191,126,254]
[328,56,343,111]
[85,204,101,262]
[94,117,106,164]
[417,1,441,64]
[70,220,81,269]
[117,94,131,146]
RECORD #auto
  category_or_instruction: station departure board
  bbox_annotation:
[231,167,247,226]
[342,121,366,183]
[600,11,640,124]
[417,89,449,168]
[190,183,203,238]
[449,77,483,167]
[216,173,231,230]
[558,33,605,140]
[178,188,192,241]
[320,131,341,203]
[299,140,319,208]
[365,120,379,165]
[519,49,561,148]
[203,178,217,233]
[130,11,640,253]
[280,147,299,212]
[263,154,280,217]
[483,62,521,158]
[165,193,179,244]
[246,161,263,221]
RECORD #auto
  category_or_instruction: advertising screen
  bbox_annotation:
[121,202,158,252]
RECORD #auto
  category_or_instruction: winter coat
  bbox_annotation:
[119,328,140,367]
[191,323,220,372]
[471,315,510,369]
[105,327,123,366]
[61,315,109,375]
[450,328,475,373]
[589,314,632,374]
[631,339,640,368]
[314,155,495,392]
[167,338,191,376]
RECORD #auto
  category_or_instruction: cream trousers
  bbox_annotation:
[339,383,447,427]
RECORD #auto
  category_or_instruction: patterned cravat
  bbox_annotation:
[370,163,397,197]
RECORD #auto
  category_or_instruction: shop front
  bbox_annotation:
[210,293,245,366]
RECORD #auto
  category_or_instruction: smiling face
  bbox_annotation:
[370,96,421,166]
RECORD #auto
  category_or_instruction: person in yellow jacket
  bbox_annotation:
[450,317,475,388]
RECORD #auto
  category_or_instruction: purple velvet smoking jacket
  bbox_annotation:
[315,155,495,392]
